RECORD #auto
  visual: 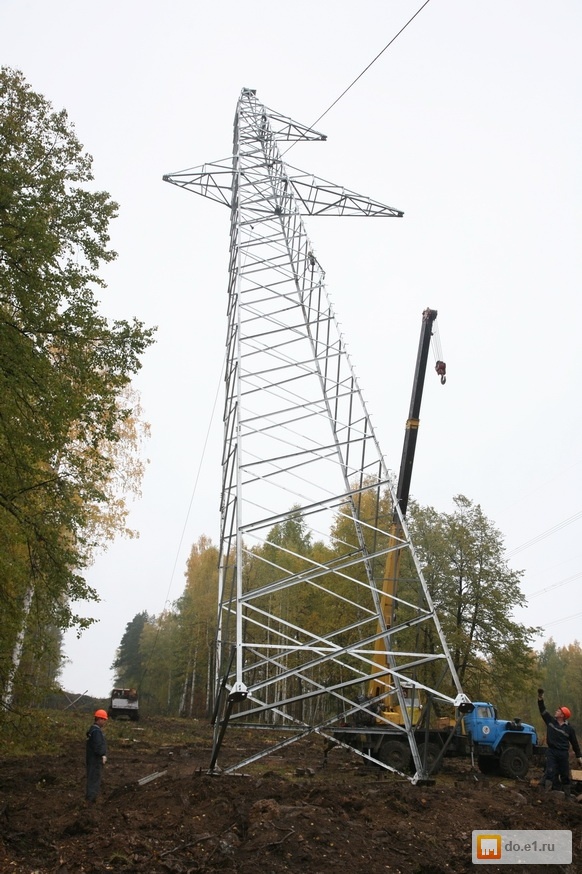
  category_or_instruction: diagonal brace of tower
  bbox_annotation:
[164,88,468,783]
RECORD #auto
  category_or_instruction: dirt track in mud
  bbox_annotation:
[0,714,581,873]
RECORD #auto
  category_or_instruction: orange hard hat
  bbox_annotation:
[94,709,109,720]
[559,706,571,720]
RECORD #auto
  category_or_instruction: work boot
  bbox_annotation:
[544,779,553,791]
[564,785,571,799]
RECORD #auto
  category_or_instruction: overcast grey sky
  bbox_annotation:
[2,0,581,698]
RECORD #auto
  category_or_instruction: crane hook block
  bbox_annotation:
[435,360,447,385]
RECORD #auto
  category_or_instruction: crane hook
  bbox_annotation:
[435,360,446,385]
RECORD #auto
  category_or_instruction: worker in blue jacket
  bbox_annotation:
[86,709,108,803]
[538,689,582,795]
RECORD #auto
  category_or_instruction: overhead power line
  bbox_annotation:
[529,570,582,599]
[283,0,433,159]
[507,509,582,558]
[309,0,433,131]
[542,609,582,630]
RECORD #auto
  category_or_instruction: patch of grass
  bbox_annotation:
[1,709,93,755]
[0,709,209,757]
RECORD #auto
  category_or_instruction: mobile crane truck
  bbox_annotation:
[333,310,539,779]
[337,698,539,778]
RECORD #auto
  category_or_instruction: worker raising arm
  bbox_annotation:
[537,689,582,795]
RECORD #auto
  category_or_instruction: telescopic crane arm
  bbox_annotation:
[393,308,438,522]
[368,308,442,721]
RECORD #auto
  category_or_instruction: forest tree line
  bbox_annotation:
[111,496,581,738]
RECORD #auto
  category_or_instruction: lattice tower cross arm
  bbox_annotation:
[163,91,404,219]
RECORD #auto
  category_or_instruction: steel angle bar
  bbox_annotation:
[284,166,403,218]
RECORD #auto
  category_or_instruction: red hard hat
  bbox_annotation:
[94,709,109,720]
[559,706,571,720]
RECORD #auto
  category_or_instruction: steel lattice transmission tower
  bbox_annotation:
[164,89,468,782]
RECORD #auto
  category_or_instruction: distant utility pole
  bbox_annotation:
[164,89,467,783]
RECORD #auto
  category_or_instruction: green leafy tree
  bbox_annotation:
[406,495,540,700]
[174,535,219,717]
[0,67,155,707]
[534,639,582,732]
[138,611,181,715]
[111,611,150,690]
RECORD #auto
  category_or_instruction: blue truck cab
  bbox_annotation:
[461,701,538,777]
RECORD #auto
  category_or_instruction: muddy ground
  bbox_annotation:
[0,714,581,873]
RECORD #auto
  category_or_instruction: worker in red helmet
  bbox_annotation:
[85,709,108,803]
[537,689,582,796]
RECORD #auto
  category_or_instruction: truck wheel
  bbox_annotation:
[499,746,529,779]
[417,742,442,774]
[477,756,498,775]
[378,740,412,772]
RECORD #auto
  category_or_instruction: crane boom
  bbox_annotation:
[368,308,441,721]
[394,308,438,522]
